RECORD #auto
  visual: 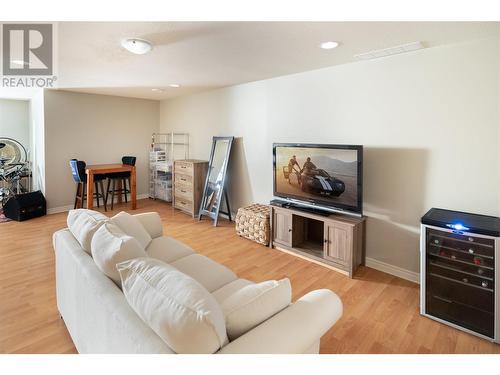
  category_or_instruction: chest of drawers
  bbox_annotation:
[173,160,208,217]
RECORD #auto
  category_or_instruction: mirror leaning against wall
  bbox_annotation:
[198,136,234,226]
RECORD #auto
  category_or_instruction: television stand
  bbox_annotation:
[270,204,365,278]
[270,199,332,216]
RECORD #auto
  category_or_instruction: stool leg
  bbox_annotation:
[111,179,115,210]
[95,182,100,208]
[82,183,86,208]
[99,180,107,212]
[74,184,80,209]
[123,178,128,203]
[105,178,110,207]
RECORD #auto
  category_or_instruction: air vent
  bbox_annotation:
[354,41,425,61]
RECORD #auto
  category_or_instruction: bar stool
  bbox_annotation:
[70,159,107,211]
[105,156,136,210]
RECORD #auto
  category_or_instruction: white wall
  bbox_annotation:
[0,88,45,193]
[30,90,45,193]
[160,37,500,275]
[44,90,159,210]
[0,99,30,148]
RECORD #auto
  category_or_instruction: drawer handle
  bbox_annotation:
[181,190,186,193]
[462,278,468,283]
[180,178,186,181]
[482,281,489,288]
[468,248,474,254]
[468,237,474,242]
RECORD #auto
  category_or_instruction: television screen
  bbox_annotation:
[273,143,363,214]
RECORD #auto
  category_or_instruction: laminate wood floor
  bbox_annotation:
[0,199,498,354]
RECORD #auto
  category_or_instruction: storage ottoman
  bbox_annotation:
[235,204,271,246]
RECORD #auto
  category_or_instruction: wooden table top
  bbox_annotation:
[85,164,134,174]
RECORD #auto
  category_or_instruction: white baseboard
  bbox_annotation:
[47,205,74,215]
[365,257,420,284]
[47,194,150,215]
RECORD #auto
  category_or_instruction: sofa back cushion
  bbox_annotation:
[111,211,152,249]
[132,212,163,239]
[67,209,108,254]
[91,222,147,286]
[117,257,228,354]
[221,278,292,340]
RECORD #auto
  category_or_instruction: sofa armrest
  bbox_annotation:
[133,212,163,238]
[217,289,342,354]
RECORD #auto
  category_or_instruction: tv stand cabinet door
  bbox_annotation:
[273,209,293,247]
[324,222,353,268]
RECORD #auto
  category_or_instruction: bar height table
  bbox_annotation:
[85,164,137,210]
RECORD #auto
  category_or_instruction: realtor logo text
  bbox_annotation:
[1,23,57,87]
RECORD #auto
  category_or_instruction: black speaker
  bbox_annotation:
[3,191,47,221]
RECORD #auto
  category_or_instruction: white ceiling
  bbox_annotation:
[57,22,500,100]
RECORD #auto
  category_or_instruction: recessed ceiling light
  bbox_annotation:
[320,41,339,50]
[168,84,180,88]
[121,38,153,55]
[151,88,165,93]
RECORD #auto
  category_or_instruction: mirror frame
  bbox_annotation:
[198,136,234,226]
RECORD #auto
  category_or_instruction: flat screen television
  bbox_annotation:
[273,143,363,215]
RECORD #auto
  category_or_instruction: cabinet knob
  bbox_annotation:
[468,248,474,254]
[288,228,292,232]
[482,281,489,288]
[462,278,468,283]
[324,239,328,243]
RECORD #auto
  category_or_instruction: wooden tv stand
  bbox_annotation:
[270,205,365,278]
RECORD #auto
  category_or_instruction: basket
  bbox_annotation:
[235,204,271,246]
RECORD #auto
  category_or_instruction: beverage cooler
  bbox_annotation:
[421,208,500,343]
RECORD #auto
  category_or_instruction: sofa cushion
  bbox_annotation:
[111,211,152,249]
[67,209,108,254]
[221,278,292,340]
[91,222,147,286]
[146,236,195,263]
[211,279,254,304]
[170,254,237,292]
[117,257,228,354]
[133,212,163,239]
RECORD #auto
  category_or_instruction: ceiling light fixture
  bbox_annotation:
[320,41,340,50]
[121,38,153,55]
[168,84,180,88]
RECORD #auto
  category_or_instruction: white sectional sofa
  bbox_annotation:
[53,209,343,354]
